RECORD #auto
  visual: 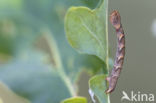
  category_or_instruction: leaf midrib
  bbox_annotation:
[80,17,104,56]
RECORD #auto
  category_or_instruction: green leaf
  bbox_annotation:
[65,0,108,63]
[0,82,30,103]
[62,97,87,103]
[89,75,110,103]
[0,52,72,103]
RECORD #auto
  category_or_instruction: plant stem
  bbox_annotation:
[44,32,76,96]
[105,0,111,102]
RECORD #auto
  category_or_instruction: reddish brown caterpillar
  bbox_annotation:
[106,10,125,93]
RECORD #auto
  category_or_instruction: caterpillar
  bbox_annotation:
[106,10,125,93]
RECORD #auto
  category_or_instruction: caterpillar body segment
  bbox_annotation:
[106,10,125,93]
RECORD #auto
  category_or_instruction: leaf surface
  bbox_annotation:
[0,82,30,103]
[62,97,87,103]
[0,52,71,103]
[89,75,109,103]
[65,0,108,63]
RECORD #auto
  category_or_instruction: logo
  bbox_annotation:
[121,91,154,102]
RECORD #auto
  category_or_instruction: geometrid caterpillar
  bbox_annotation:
[106,10,125,93]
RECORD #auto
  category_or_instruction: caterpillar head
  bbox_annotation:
[110,10,121,30]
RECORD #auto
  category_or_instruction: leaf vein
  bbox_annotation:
[80,17,104,54]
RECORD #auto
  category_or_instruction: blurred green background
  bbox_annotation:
[0,0,155,103]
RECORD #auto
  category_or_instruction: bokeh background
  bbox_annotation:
[0,0,155,103]
[109,0,156,103]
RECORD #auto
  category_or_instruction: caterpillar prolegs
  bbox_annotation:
[106,10,125,93]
